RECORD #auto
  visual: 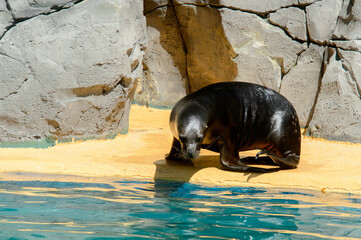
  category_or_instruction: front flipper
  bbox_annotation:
[164,137,194,166]
[219,142,279,173]
[165,137,183,161]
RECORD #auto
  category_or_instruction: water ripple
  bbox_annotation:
[0,178,359,239]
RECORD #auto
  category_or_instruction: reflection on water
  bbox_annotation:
[0,175,360,239]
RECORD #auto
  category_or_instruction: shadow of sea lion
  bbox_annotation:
[154,155,281,183]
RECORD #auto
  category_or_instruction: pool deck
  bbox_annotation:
[0,105,360,194]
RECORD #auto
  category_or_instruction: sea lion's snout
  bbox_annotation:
[184,146,200,159]
[180,141,201,159]
[178,130,204,159]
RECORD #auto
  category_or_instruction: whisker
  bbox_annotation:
[205,136,219,149]
[172,146,181,151]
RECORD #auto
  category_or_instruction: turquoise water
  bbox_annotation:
[0,175,360,239]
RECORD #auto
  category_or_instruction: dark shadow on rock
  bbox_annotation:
[243,172,263,181]
[154,155,280,183]
[144,0,238,94]
[172,2,238,92]
[153,155,220,183]
[143,1,189,95]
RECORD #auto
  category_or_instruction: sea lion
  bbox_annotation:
[165,81,301,173]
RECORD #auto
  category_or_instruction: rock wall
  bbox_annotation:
[0,0,145,145]
[137,0,361,143]
[0,0,360,144]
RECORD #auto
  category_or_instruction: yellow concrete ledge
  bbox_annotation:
[0,105,360,194]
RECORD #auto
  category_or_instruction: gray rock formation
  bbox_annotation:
[280,44,325,127]
[338,49,361,96]
[0,0,145,144]
[333,0,361,40]
[221,8,306,90]
[331,40,361,52]
[298,0,319,5]
[306,0,342,43]
[268,7,307,41]
[175,0,299,14]
[7,0,78,19]
[308,49,361,142]
[135,5,187,107]
[0,0,13,37]
[1,0,361,144]
[139,0,361,143]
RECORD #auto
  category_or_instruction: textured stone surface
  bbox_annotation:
[135,5,187,107]
[141,0,361,143]
[0,0,13,37]
[333,0,361,40]
[2,0,361,144]
[280,44,325,127]
[0,0,145,142]
[298,0,319,5]
[174,5,238,92]
[175,0,298,14]
[308,50,361,143]
[7,0,78,19]
[221,8,306,90]
[306,0,342,43]
[144,0,169,14]
[338,49,361,97]
[268,7,307,41]
[331,40,361,52]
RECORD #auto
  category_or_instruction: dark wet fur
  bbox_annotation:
[166,82,301,173]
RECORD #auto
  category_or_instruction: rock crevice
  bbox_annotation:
[0,77,27,101]
[304,47,330,131]
[0,0,85,41]
[169,0,190,94]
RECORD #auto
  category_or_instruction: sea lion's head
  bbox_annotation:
[177,115,207,159]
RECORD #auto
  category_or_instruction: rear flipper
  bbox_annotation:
[238,150,299,170]
[253,150,300,169]
[221,161,280,173]
[239,156,279,166]
[220,144,279,173]
[269,154,299,169]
